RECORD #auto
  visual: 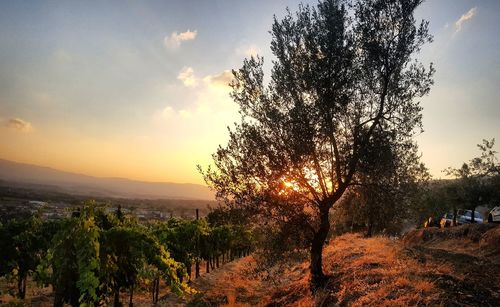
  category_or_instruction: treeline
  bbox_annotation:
[332,139,500,235]
[0,202,253,306]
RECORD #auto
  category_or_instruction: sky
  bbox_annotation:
[0,0,499,185]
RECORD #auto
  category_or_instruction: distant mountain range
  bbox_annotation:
[0,159,214,200]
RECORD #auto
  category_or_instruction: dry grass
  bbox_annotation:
[263,233,454,306]
[403,223,500,262]
[318,234,446,306]
[166,230,496,306]
[160,256,277,306]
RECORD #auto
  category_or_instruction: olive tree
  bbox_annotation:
[201,0,433,290]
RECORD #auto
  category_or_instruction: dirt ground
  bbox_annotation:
[2,224,499,306]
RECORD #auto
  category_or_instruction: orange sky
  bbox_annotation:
[1,0,499,185]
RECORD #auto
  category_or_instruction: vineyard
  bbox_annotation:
[0,201,253,306]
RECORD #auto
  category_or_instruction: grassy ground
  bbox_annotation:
[173,224,500,306]
[267,233,443,306]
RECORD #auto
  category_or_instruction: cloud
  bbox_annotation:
[153,69,239,131]
[203,70,234,89]
[455,7,477,33]
[177,67,234,89]
[164,30,197,50]
[177,67,198,87]
[236,44,261,57]
[4,118,33,132]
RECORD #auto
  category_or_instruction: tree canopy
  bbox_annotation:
[201,0,434,290]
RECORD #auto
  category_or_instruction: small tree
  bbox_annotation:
[201,0,433,290]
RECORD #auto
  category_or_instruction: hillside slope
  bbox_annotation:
[160,224,499,306]
[0,159,214,200]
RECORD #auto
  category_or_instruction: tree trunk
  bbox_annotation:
[129,286,134,307]
[471,207,476,223]
[155,278,160,303]
[114,286,121,307]
[54,292,64,307]
[206,259,210,273]
[151,277,160,304]
[216,256,220,268]
[187,264,192,281]
[310,208,330,292]
[195,260,200,278]
[366,217,373,238]
[17,273,26,299]
[151,279,156,304]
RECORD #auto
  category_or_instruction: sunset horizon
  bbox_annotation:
[1,1,499,305]
[1,0,499,185]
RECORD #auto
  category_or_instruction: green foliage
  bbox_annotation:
[2,200,251,304]
[100,224,185,304]
[152,218,203,270]
[200,0,433,288]
[0,213,55,299]
[48,203,101,306]
[43,202,189,306]
[334,134,430,236]
[410,182,451,226]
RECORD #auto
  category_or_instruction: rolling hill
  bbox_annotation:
[0,159,214,200]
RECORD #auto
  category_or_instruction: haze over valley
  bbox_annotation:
[0,159,214,200]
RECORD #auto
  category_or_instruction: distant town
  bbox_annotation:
[0,183,215,223]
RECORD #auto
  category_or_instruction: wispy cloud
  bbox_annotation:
[164,30,197,50]
[455,7,477,33]
[4,118,33,132]
[203,70,234,89]
[177,66,198,87]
